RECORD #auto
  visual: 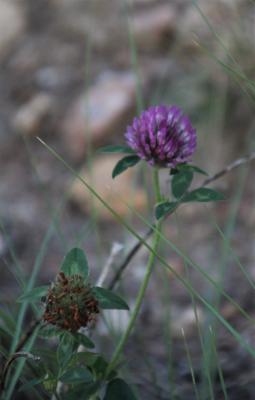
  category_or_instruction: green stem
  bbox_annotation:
[105,168,162,377]
[152,166,161,203]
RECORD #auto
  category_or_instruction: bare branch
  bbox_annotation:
[13,149,255,366]
[107,227,153,290]
[202,151,255,186]
[97,242,124,287]
[108,150,255,289]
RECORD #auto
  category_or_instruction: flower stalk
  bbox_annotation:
[105,167,162,377]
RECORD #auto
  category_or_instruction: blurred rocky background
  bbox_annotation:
[1,0,255,398]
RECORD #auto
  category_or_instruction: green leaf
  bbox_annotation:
[63,381,102,399]
[155,201,178,220]
[17,286,49,303]
[0,308,16,335]
[92,356,117,380]
[97,145,135,154]
[72,351,99,367]
[112,155,140,179]
[0,326,12,340]
[0,341,8,358]
[60,366,93,384]
[57,332,76,369]
[61,248,89,281]
[39,325,62,339]
[104,378,138,400]
[43,377,57,392]
[92,355,109,378]
[183,188,225,202]
[177,164,208,175]
[19,377,45,392]
[72,332,95,349]
[0,307,16,329]
[93,287,129,310]
[171,170,193,198]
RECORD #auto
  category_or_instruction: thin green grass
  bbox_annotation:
[22,138,68,250]
[123,0,153,229]
[4,192,76,397]
[182,328,201,400]
[9,224,54,352]
[16,3,255,398]
[123,0,144,114]
[38,139,255,362]
[5,323,41,400]
[158,266,176,395]
[105,182,254,325]
[174,213,215,400]
[209,326,228,400]
[207,209,255,291]
[200,165,248,397]
[200,102,255,394]
[3,2,255,399]
[80,33,106,270]
[4,48,109,392]
[0,217,25,289]
[193,2,255,104]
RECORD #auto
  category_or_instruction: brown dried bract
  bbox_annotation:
[42,273,99,332]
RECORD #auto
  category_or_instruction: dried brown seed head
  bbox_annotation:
[42,273,99,332]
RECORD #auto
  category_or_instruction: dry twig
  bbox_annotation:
[8,150,255,397]
[108,151,255,288]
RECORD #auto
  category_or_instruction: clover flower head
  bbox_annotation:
[43,272,99,332]
[125,105,196,168]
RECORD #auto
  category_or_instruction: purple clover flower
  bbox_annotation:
[125,105,197,168]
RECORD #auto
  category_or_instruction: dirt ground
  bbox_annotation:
[1,0,255,398]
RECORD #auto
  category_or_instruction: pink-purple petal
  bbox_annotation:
[124,105,197,168]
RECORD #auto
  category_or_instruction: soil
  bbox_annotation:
[1,1,255,399]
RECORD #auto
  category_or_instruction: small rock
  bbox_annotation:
[178,1,236,52]
[165,258,184,281]
[35,66,77,90]
[13,93,55,136]
[70,154,147,220]
[176,202,202,219]
[51,0,84,8]
[221,303,238,320]
[0,1,25,59]
[0,114,15,153]
[52,0,116,52]
[127,0,158,4]
[97,308,132,335]
[132,4,177,51]
[172,306,204,338]
[63,71,137,161]
[59,13,108,50]
[0,231,8,258]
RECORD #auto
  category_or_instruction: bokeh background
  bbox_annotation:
[1,0,255,398]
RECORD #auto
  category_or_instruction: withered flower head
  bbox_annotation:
[43,272,99,332]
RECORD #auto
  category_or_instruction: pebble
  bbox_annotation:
[70,154,147,220]
[172,306,204,338]
[132,4,177,51]
[63,71,137,161]
[12,93,55,137]
[0,1,26,60]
